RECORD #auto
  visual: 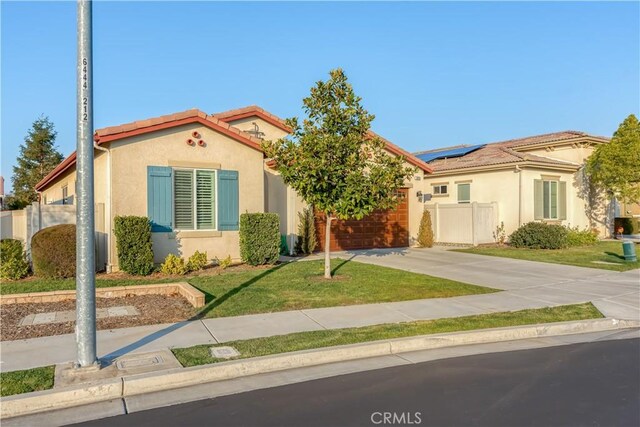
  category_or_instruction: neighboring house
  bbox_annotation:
[414,131,611,243]
[35,106,431,271]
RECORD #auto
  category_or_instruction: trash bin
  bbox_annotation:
[622,240,637,262]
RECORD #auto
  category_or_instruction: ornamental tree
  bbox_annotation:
[262,69,414,279]
[586,114,640,204]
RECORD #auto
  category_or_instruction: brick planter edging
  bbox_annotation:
[0,282,205,308]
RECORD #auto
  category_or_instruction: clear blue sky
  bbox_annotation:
[2,1,639,192]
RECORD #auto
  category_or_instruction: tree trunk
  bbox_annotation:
[324,214,332,279]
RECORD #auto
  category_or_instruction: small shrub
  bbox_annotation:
[509,222,568,249]
[160,254,188,275]
[113,216,154,276]
[0,239,29,280]
[566,226,598,247]
[417,210,434,248]
[216,255,232,270]
[295,207,317,255]
[493,222,507,245]
[31,224,76,278]
[239,213,280,266]
[186,250,208,272]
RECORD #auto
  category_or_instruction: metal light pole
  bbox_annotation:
[76,0,97,368]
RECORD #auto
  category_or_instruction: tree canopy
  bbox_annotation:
[7,117,63,209]
[263,68,415,278]
[586,114,640,204]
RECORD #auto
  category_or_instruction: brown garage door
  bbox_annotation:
[315,189,409,252]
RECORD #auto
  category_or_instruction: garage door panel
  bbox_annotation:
[315,189,409,252]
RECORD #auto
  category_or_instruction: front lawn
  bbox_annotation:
[454,241,639,271]
[0,259,498,319]
[173,302,603,367]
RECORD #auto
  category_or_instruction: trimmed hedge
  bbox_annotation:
[161,254,187,275]
[417,210,434,248]
[113,216,154,275]
[0,239,29,280]
[509,222,569,249]
[239,213,280,266]
[31,224,76,278]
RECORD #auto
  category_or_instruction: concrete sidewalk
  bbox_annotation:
[1,248,638,371]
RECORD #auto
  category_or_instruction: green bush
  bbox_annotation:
[0,239,29,280]
[566,226,598,247]
[113,216,154,276]
[216,255,232,270]
[160,254,188,275]
[31,224,76,278]
[240,213,280,266]
[187,250,208,272]
[295,207,317,255]
[417,210,434,248]
[508,222,569,249]
[614,217,640,235]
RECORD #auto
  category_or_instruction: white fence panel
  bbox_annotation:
[425,202,498,245]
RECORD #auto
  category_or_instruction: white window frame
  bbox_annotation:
[172,168,218,231]
[543,180,559,220]
[432,184,448,195]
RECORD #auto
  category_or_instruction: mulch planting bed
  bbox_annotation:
[1,294,197,341]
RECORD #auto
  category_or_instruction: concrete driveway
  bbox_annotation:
[338,247,640,320]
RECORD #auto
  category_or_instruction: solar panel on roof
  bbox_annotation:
[416,144,486,163]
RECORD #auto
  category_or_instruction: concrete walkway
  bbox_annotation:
[1,248,638,371]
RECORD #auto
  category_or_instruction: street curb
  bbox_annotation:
[2,318,638,419]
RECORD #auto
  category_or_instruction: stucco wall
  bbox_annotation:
[520,145,595,165]
[422,165,607,241]
[109,123,265,265]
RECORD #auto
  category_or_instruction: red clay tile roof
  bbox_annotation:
[36,106,429,191]
[212,105,292,132]
[36,109,265,191]
[367,131,433,173]
[414,131,608,172]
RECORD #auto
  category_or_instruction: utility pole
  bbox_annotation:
[76,0,97,368]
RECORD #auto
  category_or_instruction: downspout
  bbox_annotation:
[93,142,112,272]
[515,165,522,226]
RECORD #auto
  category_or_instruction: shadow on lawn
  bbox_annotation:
[100,262,289,362]
[604,251,626,261]
[190,262,288,320]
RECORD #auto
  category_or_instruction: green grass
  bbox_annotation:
[172,303,603,367]
[0,259,498,319]
[454,241,640,271]
[0,366,55,397]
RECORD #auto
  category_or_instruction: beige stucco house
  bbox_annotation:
[35,106,432,271]
[414,131,612,243]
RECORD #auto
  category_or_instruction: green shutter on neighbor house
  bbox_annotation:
[457,183,470,203]
[217,170,239,231]
[534,179,544,220]
[558,181,567,220]
[147,166,173,232]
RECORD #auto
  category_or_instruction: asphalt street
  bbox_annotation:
[75,338,640,427]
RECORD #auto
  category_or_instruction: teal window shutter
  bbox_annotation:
[147,166,173,232]
[217,170,239,231]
